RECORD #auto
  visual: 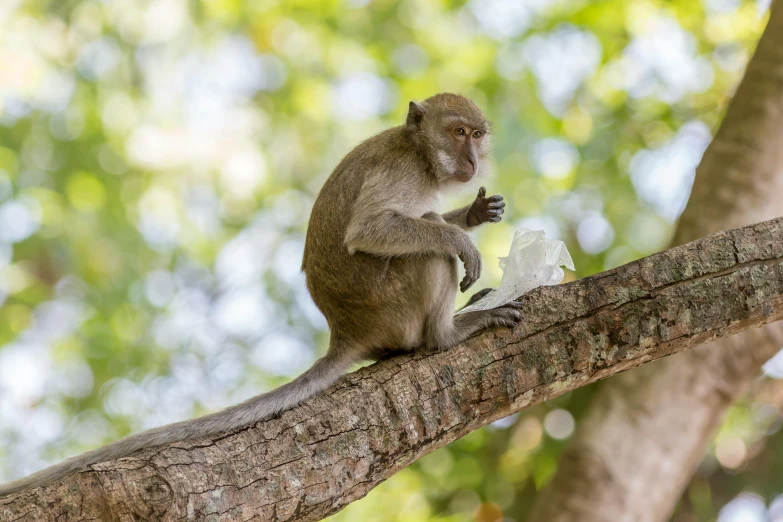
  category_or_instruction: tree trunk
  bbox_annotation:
[2,217,783,521]
[529,3,783,521]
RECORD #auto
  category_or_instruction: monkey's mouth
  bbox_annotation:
[455,161,477,181]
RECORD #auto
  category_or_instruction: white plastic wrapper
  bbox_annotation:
[457,228,575,314]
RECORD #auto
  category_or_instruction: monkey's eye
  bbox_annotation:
[455,128,466,136]
[472,130,484,139]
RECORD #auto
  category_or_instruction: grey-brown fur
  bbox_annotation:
[0,93,517,497]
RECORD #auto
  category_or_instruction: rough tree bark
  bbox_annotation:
[2,217,783,521]
[529,3,783,522]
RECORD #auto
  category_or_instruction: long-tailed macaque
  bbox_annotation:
[0,93,518,496]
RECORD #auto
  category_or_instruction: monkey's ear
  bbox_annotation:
[406,101,427,129]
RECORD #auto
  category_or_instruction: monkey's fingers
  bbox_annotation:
[488,208,504,216]
[466,287,493,306]
[487,308,522,327]
[460,268,474,291]
[488,200,505,209]
[488,216,502,223]
[489,195,503,202]
[477,186,487,198]
[460,275,478,292]
[460,263,481,292]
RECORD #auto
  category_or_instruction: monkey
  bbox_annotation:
[0,93,519,497]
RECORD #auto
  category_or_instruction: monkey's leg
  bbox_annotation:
[423,257,521,351]
[426,305,522,351]
[421,213,494,311]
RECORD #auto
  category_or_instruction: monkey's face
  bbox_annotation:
[420,114,491,184]
[407,94,492,184]
[442,120,490,183]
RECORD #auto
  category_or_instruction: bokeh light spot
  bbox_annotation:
[66,172,106,213]
[544,409,575,440]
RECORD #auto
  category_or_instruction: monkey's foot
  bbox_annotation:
[485,303,522,328]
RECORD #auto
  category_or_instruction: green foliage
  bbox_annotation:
[0,0,777,520]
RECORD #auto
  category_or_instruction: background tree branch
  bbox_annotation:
[529,2,783,520]
[3,217,783,522]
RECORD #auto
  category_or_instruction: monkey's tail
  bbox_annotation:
[0,351,356,497]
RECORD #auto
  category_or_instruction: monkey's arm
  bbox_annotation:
[345,209,482,291]
[441,205,473,230]
[346,209,467,257]
[442,187,505,229]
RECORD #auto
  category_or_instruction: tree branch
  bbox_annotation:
[3,217,783,522]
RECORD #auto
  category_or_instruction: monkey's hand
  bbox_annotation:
[466,187,505,227]
[457,237,482,292]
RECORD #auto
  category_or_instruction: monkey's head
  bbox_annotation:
[407,93,491,184]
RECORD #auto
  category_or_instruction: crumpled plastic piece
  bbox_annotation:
[457,228,575,314]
